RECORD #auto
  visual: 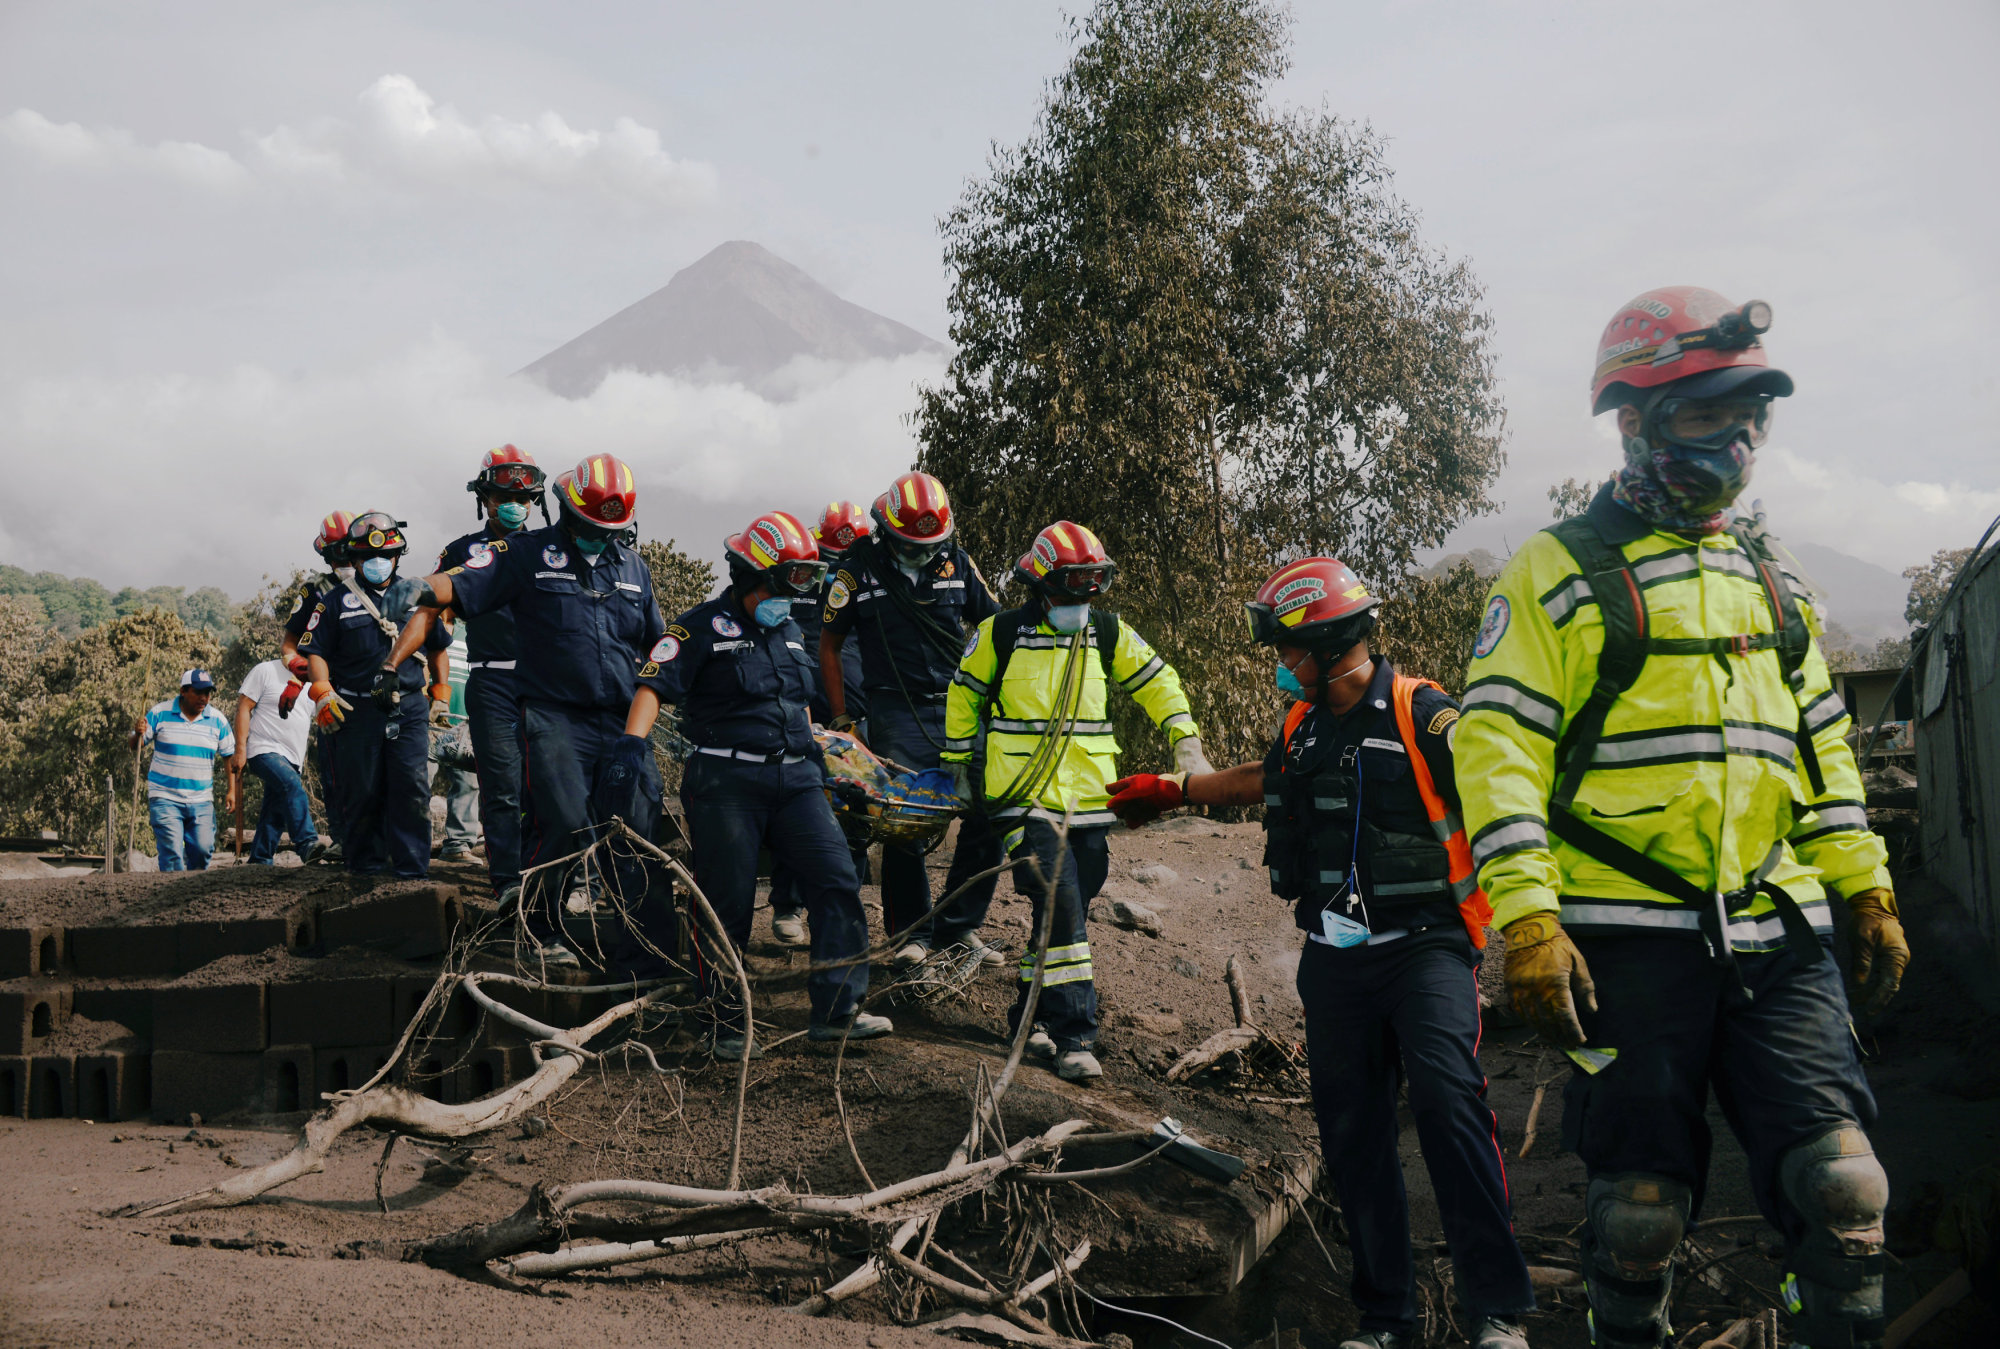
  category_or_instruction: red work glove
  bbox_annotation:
[1106,772,1187,828]
[311,680,351,729]
[279,655,310,717]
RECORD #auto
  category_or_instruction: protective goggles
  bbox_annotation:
[1046,563,1116,598]
[346,512,408,554]
[769,560,829,596]
[1243,601,1286,645]
[888,536,945,566]
[1652,396,1774,452]
[478,463,547,493]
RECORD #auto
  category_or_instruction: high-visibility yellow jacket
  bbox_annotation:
[942,611,1198,828]
[1454,497,1889,950]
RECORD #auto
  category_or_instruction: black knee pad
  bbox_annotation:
[1583,1173,1691,1347]
[1779,1126,1888,1348]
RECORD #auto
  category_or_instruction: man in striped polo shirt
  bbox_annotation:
[131,669,236,871]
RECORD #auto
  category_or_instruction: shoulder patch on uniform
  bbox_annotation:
[463,541,495,569]
[650,635,681,663]
[962,630,980,660]
[306,610,322,630]
[286,593,303,616]
[1473,595,1510,659]
[1427,706,1459,737]
[827,578,852,610]
[445,566,465,577]
[666,624,690,640]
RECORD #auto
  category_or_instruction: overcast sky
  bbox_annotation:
[3,1,1996,608]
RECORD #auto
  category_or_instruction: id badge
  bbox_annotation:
[1320,908,1371,948]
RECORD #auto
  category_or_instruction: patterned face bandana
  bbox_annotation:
[1612,434,1754,535]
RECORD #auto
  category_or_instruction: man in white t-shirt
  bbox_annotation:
[227,655,328,865]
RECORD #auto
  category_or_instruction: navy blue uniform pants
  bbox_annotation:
[1298,931,1534,1334]
[1005,820,1107,1052]
[330,696,431,878]
[315,732,344,846]
[519,700,661,944]
[1565,935,1874,1254]
[464,667,525,891]
[680,754,869,1032]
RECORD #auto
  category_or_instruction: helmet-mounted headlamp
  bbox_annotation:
[345,511,409,557]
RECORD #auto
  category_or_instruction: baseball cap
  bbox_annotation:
[181,669,215,690]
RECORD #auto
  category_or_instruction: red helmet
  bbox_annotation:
[872,471,954,547]
[344,510,409,558]
[725,510,827,597]
[1590,286,1794,415]
[813,499,871,556]
[556,453,638,535]
[1015,521,1117,599]
[314,510,356,564]
[468,444,546,496]
[1245,557,1378,650]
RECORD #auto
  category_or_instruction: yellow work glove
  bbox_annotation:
[1502,911,1598,1047]
[1846,888,1909,1014]
[428,682,453,727]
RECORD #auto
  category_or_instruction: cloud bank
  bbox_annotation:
[2,74,716,207]
[0,344,943,595]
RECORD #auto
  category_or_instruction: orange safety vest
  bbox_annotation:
[1279,674,1492,948]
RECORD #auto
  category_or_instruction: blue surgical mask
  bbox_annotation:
[752,597,793,629]
[494,501,530,529]
[360,557,394,585]
[1275,662,1307,697]
[573,534,608,557]
[1047,602,1090,634]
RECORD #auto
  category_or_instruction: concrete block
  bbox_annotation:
[406,1040,470,1104]
[153,982,267,1054]
[465,1044,534,1100]
[27,1053,75,1118]
[0,1055,25,1116]
[262,1044,315,1113]
[0,980,73,1055]
[268,977,394,1048]
[317,887,452,958]
[0,926,64,978]
[316,1044,393,1099]
[176,918,291,972]
[68,925,179,978]
[394,973,478,1041]
[74,1050,151,1122]
[151,1050,264,1124]
[70,984,155,1041]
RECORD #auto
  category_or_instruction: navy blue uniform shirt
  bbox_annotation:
[298,574,449,694]
[441,524,665,711]
[436,529,521,665]
[823,539,998,701]
[638,591,818,758]
[791,571,865,713]
[283,573,343,640]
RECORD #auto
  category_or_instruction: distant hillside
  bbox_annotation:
[519,240,945,398]
[1774,540,1909,643]
[0,565,236,641]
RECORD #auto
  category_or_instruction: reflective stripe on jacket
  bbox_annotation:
[1453,499,1889,946]
[943,614,1197,826]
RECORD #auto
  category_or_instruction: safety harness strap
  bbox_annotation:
[1548,518,1648,813]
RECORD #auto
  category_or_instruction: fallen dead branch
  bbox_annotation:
[1166,954,1308,1099]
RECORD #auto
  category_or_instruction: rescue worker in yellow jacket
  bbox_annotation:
[1455,287,1911,1349]
[941,521,1207,1081]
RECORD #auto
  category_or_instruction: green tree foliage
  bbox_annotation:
[1548,476,1600,520]
[1903,546,1974,629]
[0,608,222,848]
[914,0,1503,768]
[0,564,238,641]
[640,538,721,625]
[1374,563,1490,697]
